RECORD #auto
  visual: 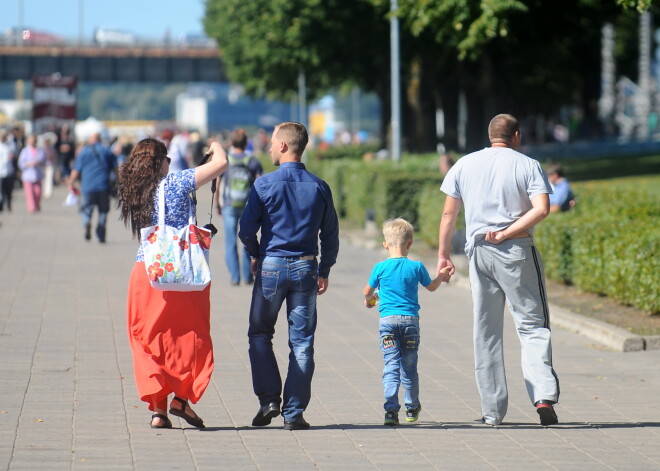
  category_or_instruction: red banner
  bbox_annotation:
[32,74,77,134]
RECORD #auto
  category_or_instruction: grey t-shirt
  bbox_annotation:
[440,146,552,257]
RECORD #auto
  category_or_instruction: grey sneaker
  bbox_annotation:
[384,410,399,426]
[405,405,422,422]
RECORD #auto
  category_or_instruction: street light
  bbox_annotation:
[390,0,401,161]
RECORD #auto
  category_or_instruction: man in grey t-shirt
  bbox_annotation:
[437,114,560,427]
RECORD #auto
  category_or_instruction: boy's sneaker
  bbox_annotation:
[384,410,399,426]
[536,400,558,426]
[405,405,422,422]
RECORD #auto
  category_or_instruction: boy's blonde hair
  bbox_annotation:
[382,218,414,247]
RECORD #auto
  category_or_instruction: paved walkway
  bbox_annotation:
[1,185,659,471]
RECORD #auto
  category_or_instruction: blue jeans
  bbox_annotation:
[223,206,253,284]
[379,315,420,412]
[248,256,318,420]
[80,190,110,241]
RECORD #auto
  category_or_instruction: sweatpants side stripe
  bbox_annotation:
[530,246,550,329]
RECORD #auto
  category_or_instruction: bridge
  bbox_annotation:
[0,45,225,82]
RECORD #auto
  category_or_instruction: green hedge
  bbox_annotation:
[535,176,659,314]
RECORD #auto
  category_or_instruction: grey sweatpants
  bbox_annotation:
[468,235,559,424]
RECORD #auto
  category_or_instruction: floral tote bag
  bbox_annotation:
[140,181,212,291]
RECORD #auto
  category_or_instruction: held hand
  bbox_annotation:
[250,258,259,278]
[485,230,506,244]
[438,266,452,283]
[437,257,455,277]
[317,276,329,295]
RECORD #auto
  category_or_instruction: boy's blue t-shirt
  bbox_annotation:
[368,257,432,318]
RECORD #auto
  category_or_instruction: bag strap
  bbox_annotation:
[157,179,196,227]
[191,152,217,230]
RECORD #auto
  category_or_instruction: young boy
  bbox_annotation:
[363,218,451,426]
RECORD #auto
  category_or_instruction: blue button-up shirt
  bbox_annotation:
[238,161,339,278]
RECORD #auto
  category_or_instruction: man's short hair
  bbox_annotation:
[275,122,308,156]
[382,218,414,247]
[488,114,519,144]
[231,128,248,150]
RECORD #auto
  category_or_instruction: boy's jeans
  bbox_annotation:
[379,315,420,412]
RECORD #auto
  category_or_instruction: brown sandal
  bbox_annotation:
[169,396,205,428]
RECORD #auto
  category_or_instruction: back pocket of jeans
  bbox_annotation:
[261,269,279,300]
[403,325,420,349]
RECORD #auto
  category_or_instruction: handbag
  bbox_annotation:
[140,180,212,291]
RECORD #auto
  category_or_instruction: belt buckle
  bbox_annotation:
[299,255,314,261]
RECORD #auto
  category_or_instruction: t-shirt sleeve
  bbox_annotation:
[528,161,552,199]
[440,163,461,199]
[368,264,381,289]
[172,168,197,192]
[418,263,433,287]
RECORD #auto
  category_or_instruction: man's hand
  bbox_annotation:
[317,276,329,295]
[485,230,507,244]
[250,258,259,277]
[437,257,455,277]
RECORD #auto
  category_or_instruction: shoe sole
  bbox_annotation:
[283,422,310,430]
[537,407,558,426]
[406,416,419,422]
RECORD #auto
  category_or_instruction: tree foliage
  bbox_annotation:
[204,0,389,100]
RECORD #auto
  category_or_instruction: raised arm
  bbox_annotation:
[194,141,228,189]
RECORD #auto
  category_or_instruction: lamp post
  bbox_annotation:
[390,0,401,161]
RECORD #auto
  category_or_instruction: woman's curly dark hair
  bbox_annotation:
[117,137,168,238]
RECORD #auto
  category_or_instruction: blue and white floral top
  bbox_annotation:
[136,169,197,261]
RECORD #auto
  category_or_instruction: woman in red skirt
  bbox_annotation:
[117,137,227,429]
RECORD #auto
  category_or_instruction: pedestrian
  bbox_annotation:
[213,128,263,286]
[0,130,16,212]
[436,113,560,426]
[68,133,117,243]
[117,137,228,429]
[546,163,575,213]
[363,218,451,426]
[56,124,76,182]
[17,134,46,213]
[238,122,340,430]
[41,133,58,199]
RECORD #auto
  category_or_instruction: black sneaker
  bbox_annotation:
[536,400,558,426]
[384,410,399,426]
[405,405,421,423]
[283,416,310,430]
[251,402,280,426]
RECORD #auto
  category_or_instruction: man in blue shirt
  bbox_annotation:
[68,133,117,243]
[547,164,575,213]
[239,122,339,430]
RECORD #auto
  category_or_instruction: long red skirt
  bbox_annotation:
[127,262,214,410]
